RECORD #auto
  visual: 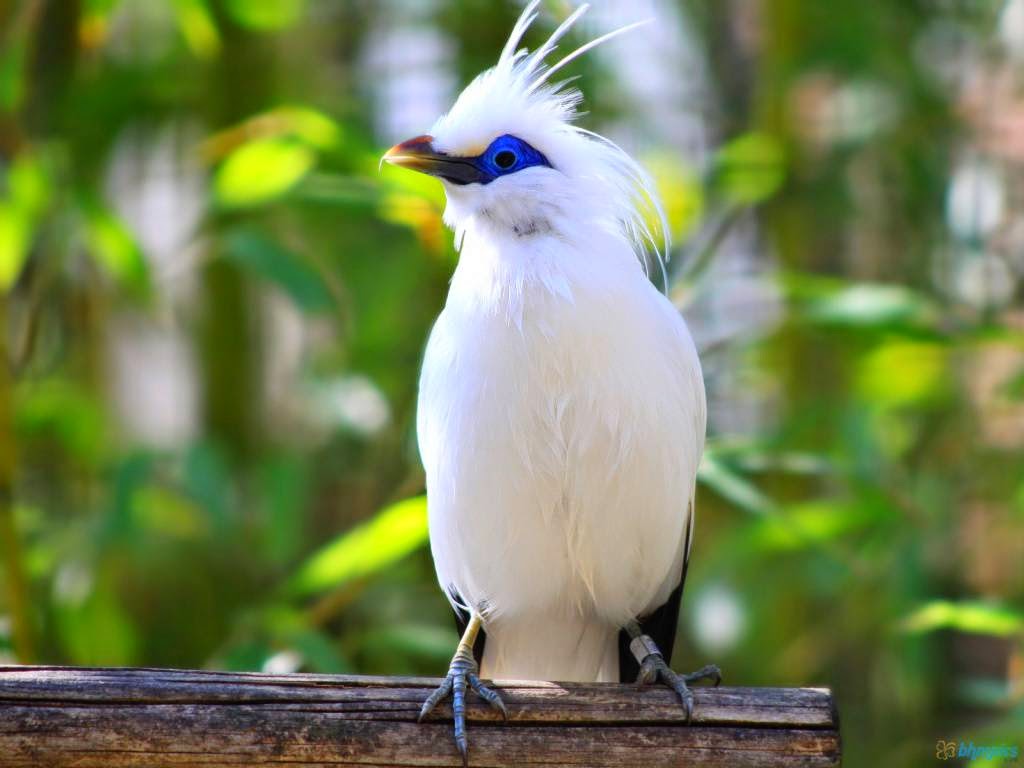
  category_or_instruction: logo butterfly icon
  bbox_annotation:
[936,740,957,760]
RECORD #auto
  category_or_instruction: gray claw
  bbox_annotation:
[635,658,658,686]
[665,670,694,722]
[469,673,508,718]
[685,663,722,687]
[418,675,453,722]
[633,640,720,724]
[453,667,468,762]
[419,650,506,765]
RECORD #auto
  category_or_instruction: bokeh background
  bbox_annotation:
[2,0,1023,764]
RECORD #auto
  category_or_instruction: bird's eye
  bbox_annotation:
[471,135,550,183]
[494,150,517,170]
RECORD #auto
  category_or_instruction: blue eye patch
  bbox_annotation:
[470,134,552,184]
[416,134,552,186]
[385,133,553,186]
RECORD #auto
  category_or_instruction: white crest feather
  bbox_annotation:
[429,2,670,286]
[499,0,541,65]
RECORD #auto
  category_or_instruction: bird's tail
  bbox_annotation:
[479,615,619,683]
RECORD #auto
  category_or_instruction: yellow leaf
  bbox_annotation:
[173,0,221,59]
[902,600,1024,637]
[224,0,305,30]
[288,496,428,595]
[645,152,704,241]
[0,203,30,291]
[857,340,948,407]
[84,207,148,290]
[214,138,314,207]
[0,153,51,292]
[716,132,785,204]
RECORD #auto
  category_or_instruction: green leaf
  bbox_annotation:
[14,379,108,465]
[901,600,1024,637]
[131,485,209,539]
[224,0,305,31]
[1001,365,1024,400]
[54,568,139,666]
[857,340,949,407]
[803,282,939,331]
[361,623,456,662]
[7,153,51,215]
[0,153,52,291]
[748,499,876,551]
[204,106,341,164]
[0,31,27,110]
[104,453,153,540]
[183,441,231,531]
[705,440,833,476]
[0,203,30,291]
[644,151,704,241]
[214,138,314,208]
[285,628,352,673]
[82,204,149,292]
[259,455,309,564]
[288,496,428,596]
[172,0,221,58]
[714,132,785,205]
[698,454,779,516]
[222,228,333,313]
[296,173,381,207]
[270,106,342,150]
[82,0,119,20]
[220,640,274,672]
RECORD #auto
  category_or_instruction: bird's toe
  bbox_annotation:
[468,673,507,718]
[419,647,503,766]
[635,657,659,686]
[684,663,722,687]
[418,676,453,722]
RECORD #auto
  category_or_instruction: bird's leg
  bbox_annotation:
[419,612,507,766]
[625,619,721,723]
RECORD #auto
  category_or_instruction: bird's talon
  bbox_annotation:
[468,672,508,718]
[631,636,719,724]
[684,663,722,687]
[418,676,452,722]
[663,670,693,717]
[420,648,506,764]
[635,657,659,686]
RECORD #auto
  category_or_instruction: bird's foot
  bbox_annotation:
[419,642,507,766]
[632,634,720,722]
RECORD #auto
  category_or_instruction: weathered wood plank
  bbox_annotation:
[0,666,841,767]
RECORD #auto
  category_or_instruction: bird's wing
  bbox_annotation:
[616,502,693,682]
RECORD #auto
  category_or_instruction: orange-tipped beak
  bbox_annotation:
[381,135,486,185]
[382,135,437,169]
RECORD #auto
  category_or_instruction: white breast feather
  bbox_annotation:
[418,222,705,680]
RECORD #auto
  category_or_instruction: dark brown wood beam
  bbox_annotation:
[0,666,840,767]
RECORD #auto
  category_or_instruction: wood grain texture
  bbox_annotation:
[0,666,841,767]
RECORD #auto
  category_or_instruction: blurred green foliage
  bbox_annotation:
[1,1,1023,766]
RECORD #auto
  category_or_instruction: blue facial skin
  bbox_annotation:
[419,134,553,186]
[472,134,552,184]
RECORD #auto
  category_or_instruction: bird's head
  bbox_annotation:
[382,2,666,267]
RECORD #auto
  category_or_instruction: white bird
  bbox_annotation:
[383,3,718,762]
